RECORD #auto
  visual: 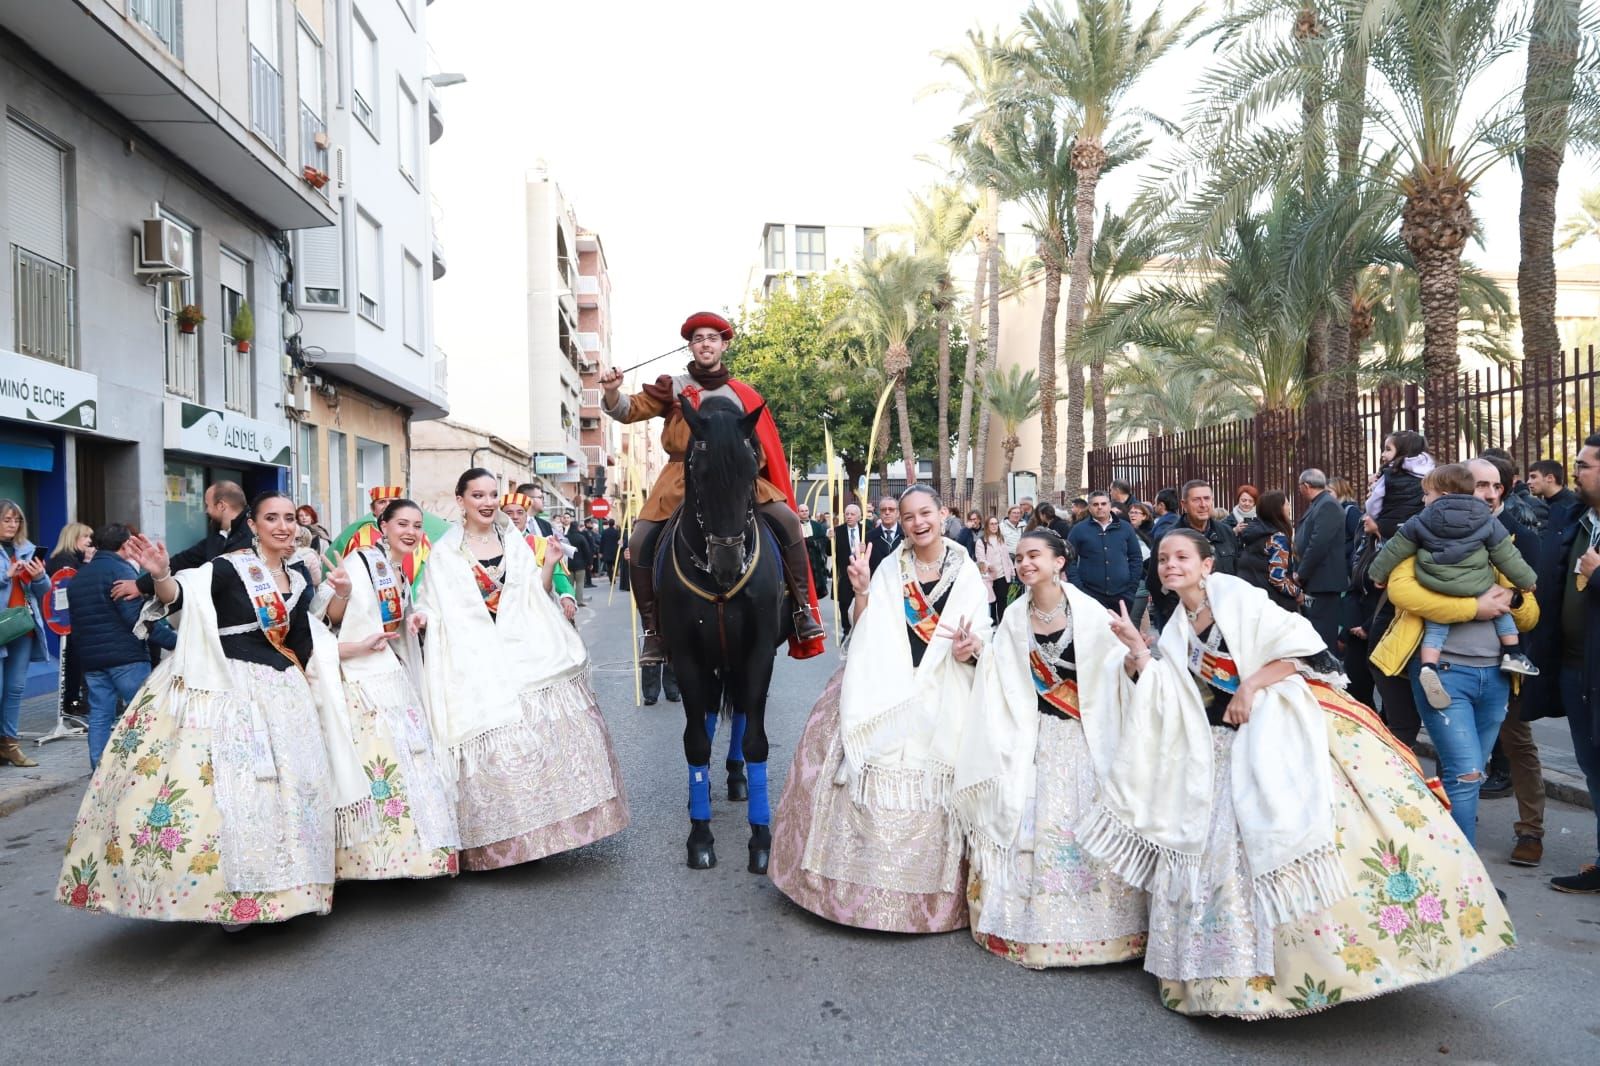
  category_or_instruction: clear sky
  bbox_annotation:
[428,0,1596,443]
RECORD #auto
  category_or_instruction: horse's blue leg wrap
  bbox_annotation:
[704,712,718,746]
[746,762,770,826]
[689,764,712,821]
[728,712,748,765]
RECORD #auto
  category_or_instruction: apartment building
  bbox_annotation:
[574,226,616,508]
[285,0,449,533]
[0,0,338,557]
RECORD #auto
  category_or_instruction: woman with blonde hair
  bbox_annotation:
[48,521,96,719]
[1,500,50,766]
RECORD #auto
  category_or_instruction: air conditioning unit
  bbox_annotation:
[135,216,190,278]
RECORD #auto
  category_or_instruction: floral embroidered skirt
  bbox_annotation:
[967,713,1148,968]
[769,668,968,933]
[335,669,460,881]
[458,671,629,871]
[58,659,335,925]
[1150,687,1514,1018]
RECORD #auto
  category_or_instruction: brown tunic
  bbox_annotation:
[604,373,789,522]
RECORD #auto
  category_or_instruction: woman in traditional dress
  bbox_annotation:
[415,468,627,871]
[330,498,460,880]
[1085,528,1513,1017]
[769,484,987,932]
[56,491,372,926]
[954,529,1148,968]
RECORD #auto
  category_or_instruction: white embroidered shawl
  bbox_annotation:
[952,580,1129,884]
[154,563,374,846]
[1076,572,1349,926]
[415,522,589,777]
[837,538,989,810]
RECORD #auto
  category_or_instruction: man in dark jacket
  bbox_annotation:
[565,520,593,606]
[598,519,621,582]
[867,495,902,575]
[1521,435,1600,893]
[115,481,250,600]
[74,523,175,768]
[1068,491,1145,612]
[1108,479,1140,521]
[833,503,866,635]
[1527,459,1577,526]
[1294,468,1349,654]
[1148,479,1239,630]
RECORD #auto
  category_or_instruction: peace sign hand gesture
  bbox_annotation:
[936,614,982,663]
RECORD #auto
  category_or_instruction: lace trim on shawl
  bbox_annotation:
[840,692,954,812]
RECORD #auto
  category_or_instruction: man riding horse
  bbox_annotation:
[600,310,826,663]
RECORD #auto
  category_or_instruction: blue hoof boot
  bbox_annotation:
[747,824,771,875]
[687,819,716,870]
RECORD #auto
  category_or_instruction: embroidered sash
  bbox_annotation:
[1308,679,1452,810]
[1028,647,1080,719]
[363,549,405,633]
[902,574,942,645]
[223,551,299,669]
[1187,630,1240,694]
[468,554,503,616]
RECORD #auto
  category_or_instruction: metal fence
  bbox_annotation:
[299,103,327,184]
[1087,346,1600,501]
[130,0,182,57]
[249,46,284,155]
[11,245,75,366]
[222,338,251,414]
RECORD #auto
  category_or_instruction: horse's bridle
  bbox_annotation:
[679,439,758,585]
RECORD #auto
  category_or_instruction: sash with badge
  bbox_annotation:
[223,550,300,669]
[360,547,405,633]
[900,548,957,646]
[464,540,504,616]
[1187,627,1241,694]
[1028,645,1080,718]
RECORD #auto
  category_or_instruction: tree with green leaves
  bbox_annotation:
[983,363,1042,486]
[1081,206,1157,450]
[1557,185,1600,250]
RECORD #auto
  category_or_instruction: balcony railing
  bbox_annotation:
[249,46,285,155]
[165,326,200,400]
[11,246,76,367]
[130,0,182,57]
[299,103,327,190]
[223,338,252,414]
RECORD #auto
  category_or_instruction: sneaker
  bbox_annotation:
[1509,835,1543,867]
[1500,651,1540,676]
[1418,664,1452,710]
[1550,864,1600,894]
[1479,770,1513,798]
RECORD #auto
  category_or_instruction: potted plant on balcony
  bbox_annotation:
[231,302,255,354]
[303,165,330,190]
[176,304,205,335]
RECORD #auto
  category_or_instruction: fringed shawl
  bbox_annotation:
[837,538,989,811]
[1077,573,1350,926]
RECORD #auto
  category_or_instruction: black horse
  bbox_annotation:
[656,396,790,873]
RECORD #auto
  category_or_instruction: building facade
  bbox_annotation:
[410,416,532,523]
[575,226,616,507]
[0,0,338,556]
[285,0,448,534]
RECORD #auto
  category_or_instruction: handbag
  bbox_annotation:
[0,604,34,647]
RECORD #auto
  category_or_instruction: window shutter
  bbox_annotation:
[356,213,380,303]
[5,120,66,262]
[298,224,342,297]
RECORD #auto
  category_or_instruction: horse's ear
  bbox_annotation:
[679,395,705,437]
[738,403,765,440]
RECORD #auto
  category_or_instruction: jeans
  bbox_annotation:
[84,661,151,768]
[1558,666,1600,862]
[1410,660,1510,845]
[1,632,35,739]
[1421,614,1516,650]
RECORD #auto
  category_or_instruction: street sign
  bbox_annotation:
[590,498,612,519]
[45,566,76,635]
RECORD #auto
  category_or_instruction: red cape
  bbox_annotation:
[696,379,826,660]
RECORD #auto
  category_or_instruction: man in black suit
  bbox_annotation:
[867,495,902,575]
[115,480,251,600]
[517,484,556,537]
[833,503,865,634]
[1294,468,1349,654]
[598,519,621,582]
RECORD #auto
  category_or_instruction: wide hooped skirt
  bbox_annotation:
[1150,683,1514,1018]
[456,668,629,871]
[334,667,460,881]
[967,712,1148,967]
[58,659,336,925]
[769,668,968,933]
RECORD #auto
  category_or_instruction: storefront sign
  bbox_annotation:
[164,398,291,466]
[0,348,98,431]
[534,453,568,475]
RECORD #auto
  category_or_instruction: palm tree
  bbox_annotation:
[828,252,941,483]
[966,105,1076,500]
[983,364,1042,486]
[1015,0,1195,484]
[903,185,979,501]
[935,27,1023,507]
[1105,348,1255,438]
[1557,185,1600,250]
[1081,207,1157,451]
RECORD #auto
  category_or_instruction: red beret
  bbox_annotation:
[680,311,734,342]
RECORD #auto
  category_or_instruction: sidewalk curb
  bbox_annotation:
[1414,738,1593,811]
[0,771,87,819]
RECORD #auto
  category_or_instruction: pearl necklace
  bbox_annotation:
[1184,597,1211,624]
[912,551,945,576]
[1029,597,1065,624]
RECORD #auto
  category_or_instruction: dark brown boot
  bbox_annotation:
[630,560,666,664]
[778,534,826,643]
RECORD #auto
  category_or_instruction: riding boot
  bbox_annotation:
[630,559,666,664]
[778,535,827,643]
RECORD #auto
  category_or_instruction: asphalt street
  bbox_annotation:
[3,582,1598,1065]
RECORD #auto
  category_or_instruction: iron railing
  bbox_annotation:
[299,103,327,189]
[1086,346,1600,503]
[130,0,182,57]
[249,46,284,155]
[165,325,199,400]
[222,338,251,414]
[11,245,76,367]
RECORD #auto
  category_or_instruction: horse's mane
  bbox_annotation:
[688,397,757,498]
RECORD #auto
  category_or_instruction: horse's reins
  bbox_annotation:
[674,438,762,667]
